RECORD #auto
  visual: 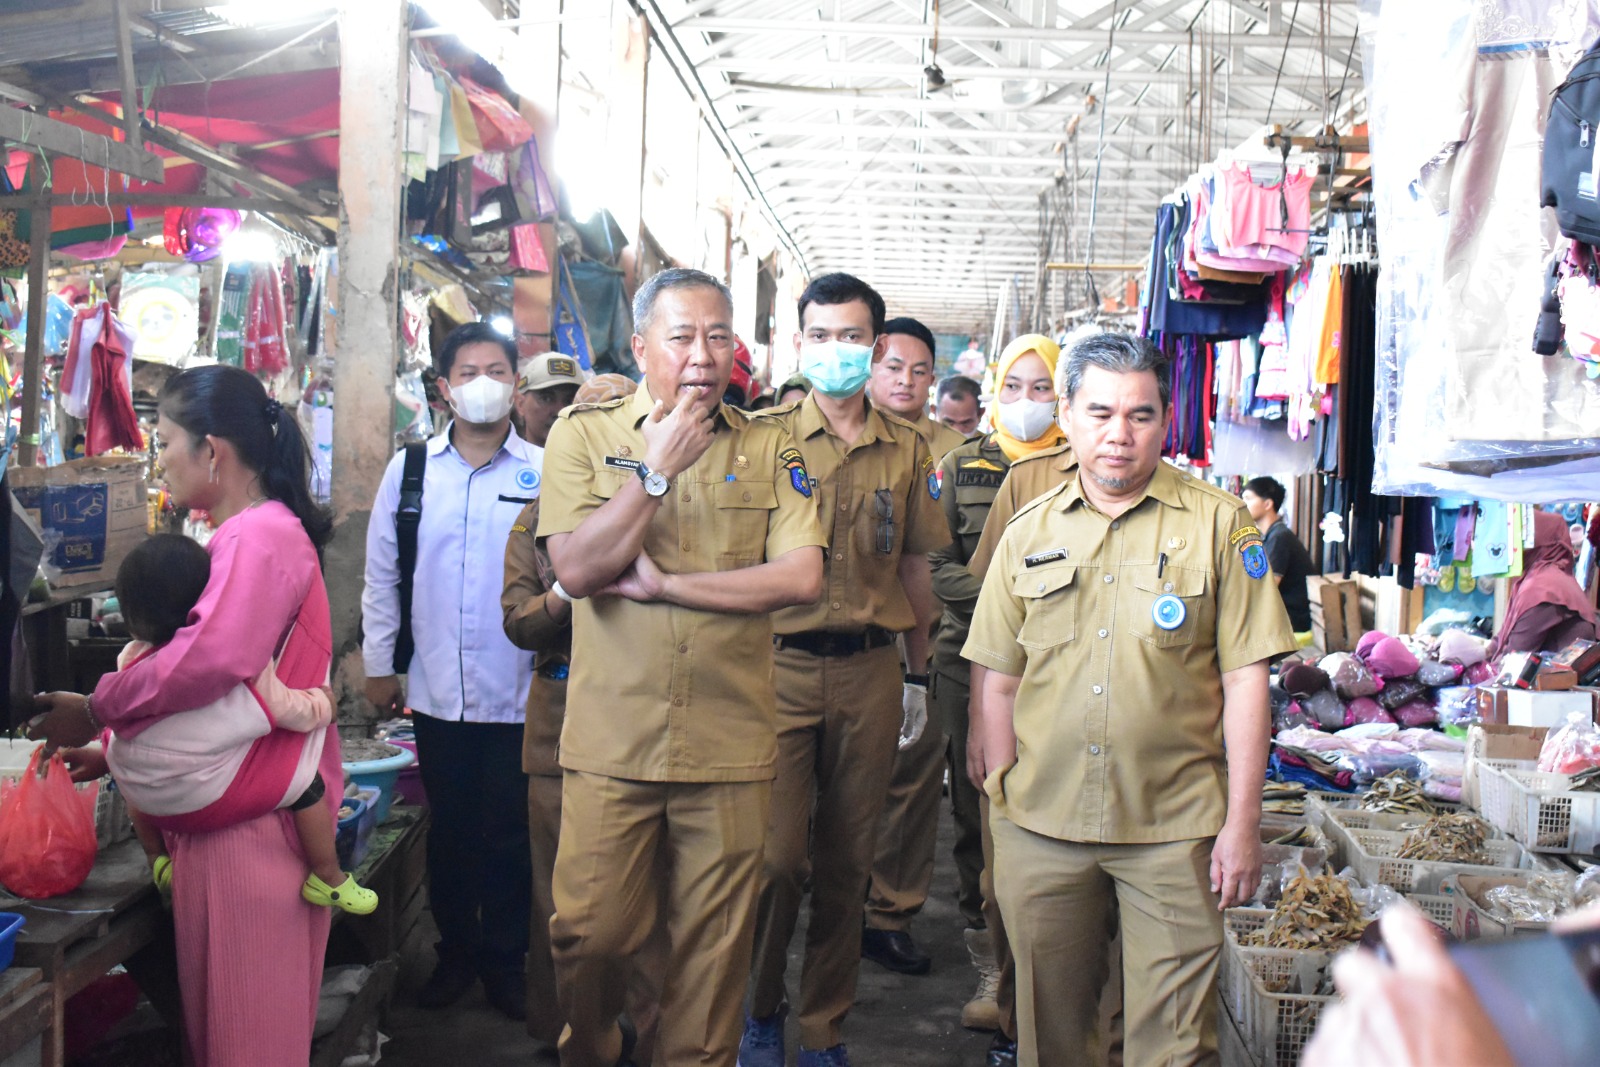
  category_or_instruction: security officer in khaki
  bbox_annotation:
[502,373,666,1061]
[537,268,826,1067]
[964,333,1296,1067]
[861,315,969,978]
[928,334,1067,1061]
[741,273,949,1067]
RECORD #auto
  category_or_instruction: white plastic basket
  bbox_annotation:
[1320,808,1504,869]
[1476,758,1600,855]
[1346,828,1528,895]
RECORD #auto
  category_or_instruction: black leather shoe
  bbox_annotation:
[483,970,528,1021]
[860,927,932,975]
[985,1033,1018,1067]
[417,960,477,1009]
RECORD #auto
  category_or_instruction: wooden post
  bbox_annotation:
[608,1,650,286]
[328,0,408,719]
[112,0,142,151]
[17,181,50,468]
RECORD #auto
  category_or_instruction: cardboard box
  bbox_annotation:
[1505,689,1595,729]
[1463,723,1548,808]
[1477,686,1510,726]
[1445,872,1554,940]
[1546,638,1600,680]
[1535,665,1579,691]
[8,457,148,589]
[1310,577,1363,652]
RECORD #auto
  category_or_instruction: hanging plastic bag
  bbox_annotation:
[457,76,533,152]
[1538,711,1600,775]
[0,748,99,898]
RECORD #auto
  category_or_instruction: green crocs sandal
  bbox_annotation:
[302,872,379,915]
[150,857,172,895]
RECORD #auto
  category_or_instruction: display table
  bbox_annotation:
[0,970,53,1067]
[7,838,174,1067]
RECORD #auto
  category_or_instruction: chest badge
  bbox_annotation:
[1152,594,1187,630]
[1167,536,1186,550]
[616,445,632,458]
[736,454,749,469]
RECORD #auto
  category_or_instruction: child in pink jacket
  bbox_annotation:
[106,534,376,914]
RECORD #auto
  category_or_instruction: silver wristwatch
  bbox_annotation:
[636,462,670,497]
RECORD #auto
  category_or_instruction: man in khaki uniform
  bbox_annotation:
[503,374,664,1058]
[861,315,968,976]
[965,333,1296,1067]
[742,274,950,1067]
[538,268,826,1067]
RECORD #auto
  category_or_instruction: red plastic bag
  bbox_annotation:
[0,748,99,898]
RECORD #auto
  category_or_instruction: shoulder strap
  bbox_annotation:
[393,442,427,674]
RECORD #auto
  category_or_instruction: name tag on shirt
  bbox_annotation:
[604,456,643,473]
[1024,548,1070,567]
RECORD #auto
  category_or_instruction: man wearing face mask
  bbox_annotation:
[741,273,950,1067]
[923,335,1065,1061]
[361,321,540,1019]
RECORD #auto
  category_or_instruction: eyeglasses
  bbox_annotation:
[875,489,895,555]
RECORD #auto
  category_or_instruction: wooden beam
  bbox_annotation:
[0,106,164,182]
[17,191,50,469]
[112,0,142,150]
[0,192,301,211]
[83,41,337,92]
[135,120,331,216]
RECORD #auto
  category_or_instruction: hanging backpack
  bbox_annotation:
[1542,38,1600,243]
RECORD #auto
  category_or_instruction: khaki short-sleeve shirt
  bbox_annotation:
[536,386,826,782]
[963,462,1297,843]
[501,499,571,777]
[910,412,970,463]
[759,395,951,635]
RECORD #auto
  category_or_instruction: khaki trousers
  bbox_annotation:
[551,770,770,1067]
[750,644,902,1050]
[991,814,1218,1067]
[864,696,946,932]
[529,774,666,1061]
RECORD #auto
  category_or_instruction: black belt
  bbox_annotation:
[773,627,895,657]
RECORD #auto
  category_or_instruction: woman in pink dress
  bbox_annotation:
[32,364,338,1066]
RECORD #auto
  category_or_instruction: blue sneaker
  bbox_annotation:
[797,1044,850,1067]
[737,1010,785,1067]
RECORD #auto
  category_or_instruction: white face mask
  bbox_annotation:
[995,398,1057,442]
[449,376,514,425]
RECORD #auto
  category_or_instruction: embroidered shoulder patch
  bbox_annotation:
[1239,537,1269,579]
[780,447,812,497]
[922,456,940,500]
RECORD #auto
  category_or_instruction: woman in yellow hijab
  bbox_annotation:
[990,333,1068,461]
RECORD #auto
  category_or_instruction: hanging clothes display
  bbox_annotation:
[84,307,141,455]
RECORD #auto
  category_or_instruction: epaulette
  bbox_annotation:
[1005,480,1073,526]
[557,396,629,419]
[1008,441,1074,468]
[751,399,802,419]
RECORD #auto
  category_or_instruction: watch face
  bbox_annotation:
[643,471,670,496]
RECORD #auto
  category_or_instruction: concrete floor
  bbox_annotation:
[382,793,995,1067]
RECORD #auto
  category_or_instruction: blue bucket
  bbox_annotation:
[0,912,25,971]
[341,746,416,822]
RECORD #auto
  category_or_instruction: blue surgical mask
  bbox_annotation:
[799,340,874,398]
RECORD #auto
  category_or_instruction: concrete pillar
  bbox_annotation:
[328,0,407,721]
[607,0,650,286]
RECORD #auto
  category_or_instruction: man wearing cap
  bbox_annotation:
[515,353,584,448]
[538,268,825,1067]
[964,333,1296,1066]
[926,335,1066,1055]
[741,274,949,1067]
[859,314,969,977]
[502,373,664,1057]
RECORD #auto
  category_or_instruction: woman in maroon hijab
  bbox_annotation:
[1487,510,1597,659]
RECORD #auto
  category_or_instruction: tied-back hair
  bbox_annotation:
[159,365,333,552]
[116,534,211,647]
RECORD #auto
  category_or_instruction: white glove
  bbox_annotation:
[899,681,928,750]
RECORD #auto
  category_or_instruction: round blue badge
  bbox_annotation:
[517,467,540,492]
[1152,594,1187,631]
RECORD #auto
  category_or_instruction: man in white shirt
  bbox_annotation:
[362,322,541,1019]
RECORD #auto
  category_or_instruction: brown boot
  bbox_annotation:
[961,926,1001,1031]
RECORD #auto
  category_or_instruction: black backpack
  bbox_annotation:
[1543,38,1600,243]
